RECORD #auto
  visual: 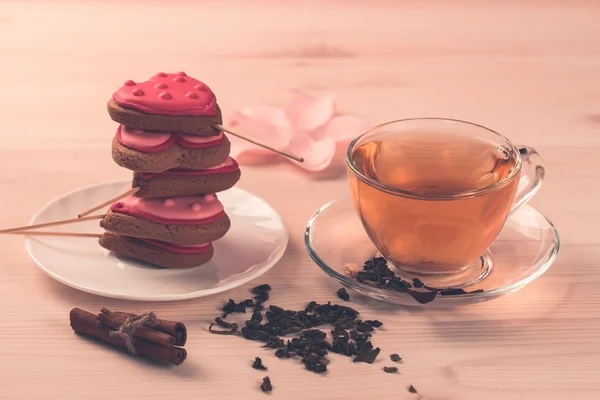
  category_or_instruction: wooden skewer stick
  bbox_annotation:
[78,187,140,219]
[0,214,105,234]
[215,124,305,163]
[4,231,102,238]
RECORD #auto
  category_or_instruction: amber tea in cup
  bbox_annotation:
[347,118,544,276]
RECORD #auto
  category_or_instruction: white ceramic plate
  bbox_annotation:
[25,181,288,301]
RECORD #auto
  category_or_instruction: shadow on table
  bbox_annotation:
[584,113,600,125]
[421,256,574,343]
[73,334,202,377]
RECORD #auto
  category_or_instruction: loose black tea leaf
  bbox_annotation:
[260,376,272,392]
[252,284,272,294]
[222,298,254,317]
[222,299,237,316]
[302,354,328,373]
[241,327,271,341]
[251,311,263,322]
[336,288,350,301]
[412,278,425,288]
[262,336,285,349]
[282,326,303,335]
[275,348,288,358]
[253,285,271,306]
[252,357,267,370]
[355,321,375,333]
[235,302,248,313]
[209,318,238,335]
[302,329,326,340]
[347,256,485,304]
[214,317,232,328]
[440,288,467,296]
[408,384,418,394]
[210,284,391,376]
[245,320,261,330]
[404,288,438,304]
[269,305,284,314]
[353,347,380,364]
[383,366,398,373]
[254,292,270,303]
[390,353,402,362]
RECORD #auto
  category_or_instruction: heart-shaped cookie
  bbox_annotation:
[111,129,231,172]
[108,72,223,135]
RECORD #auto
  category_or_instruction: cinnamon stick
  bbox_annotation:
[98,308,176,347]
[113,311,187,346]
[69,308,186,365]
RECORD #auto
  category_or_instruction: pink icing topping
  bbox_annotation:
[177,133,223,144]
[119,125,172,148]
[112,72,217,116]
[116,125,224,153]
[111,194,224,225]
[137,238,213,254]
[138,157,238,179]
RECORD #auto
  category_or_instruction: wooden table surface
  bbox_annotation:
[1,1,599,399]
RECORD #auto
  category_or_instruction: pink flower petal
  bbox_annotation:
[235,105,291,128]
[232,151,282,165]
[227,107,294,160]
[311,115,369,142]
[286,93,335,132]
[286,136,336,172]
[228,121,293,158]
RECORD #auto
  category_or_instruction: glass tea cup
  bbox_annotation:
[346,118,544,277]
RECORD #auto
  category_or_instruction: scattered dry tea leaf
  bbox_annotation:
[337,287,350,301]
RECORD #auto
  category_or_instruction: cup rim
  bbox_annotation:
[345,117,523,200]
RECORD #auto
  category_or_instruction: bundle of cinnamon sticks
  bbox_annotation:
[69,307,187,365]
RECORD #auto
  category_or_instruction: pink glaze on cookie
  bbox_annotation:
[119,125,172,148]
[175,131,225,149]
[138,158,239,179]
[112,72,217,116]
[138,239,213,254]
[178,133,223,144]
[111,194,225,225]
[115,125,224,153]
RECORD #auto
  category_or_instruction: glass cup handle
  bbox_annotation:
[510,146,545,214]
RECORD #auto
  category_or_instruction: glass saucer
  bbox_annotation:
[304,198,560,307]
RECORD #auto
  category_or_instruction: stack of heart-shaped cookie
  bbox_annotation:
[98,72,241,269]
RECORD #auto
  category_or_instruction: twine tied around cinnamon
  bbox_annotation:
[109,311,157,353]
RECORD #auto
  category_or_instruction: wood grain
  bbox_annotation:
[0,1,599,399]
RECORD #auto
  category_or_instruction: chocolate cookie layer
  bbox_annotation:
[107,99,222,136]
[100,209,231,244]
[112,135,231,172]
[99,232,214,269]
[133,169,241,198]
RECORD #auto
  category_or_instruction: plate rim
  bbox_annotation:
[25,180,289,301]
[304,198,560,306]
